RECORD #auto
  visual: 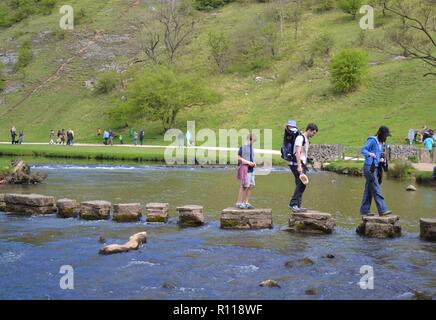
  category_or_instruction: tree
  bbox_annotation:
[124,66,219,131]
[382,0,436,77]
[331,48,368,93]
[207,31,230,73]
[138,0,196,65]
[288,3,303,40]
[95,71,118,94]
[338,0,363,20]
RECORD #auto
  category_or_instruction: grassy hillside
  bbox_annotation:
[0,0,435,148]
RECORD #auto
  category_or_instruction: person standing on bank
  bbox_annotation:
[289,123,318,213]
[360,126,392,216]
[236,133,256,209]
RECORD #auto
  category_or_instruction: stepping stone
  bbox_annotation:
[79,200,112,220]
[113,203,142,222]
[0,194,5,211]
[356,215,401,238]
[284,211,335,234]
[4,193,56,215]
[145,203,169,223]
[220,208,273,229]
[99,232,147,255]
[57,198,79,218]
[177,205,204,227]
[420,218,436,242]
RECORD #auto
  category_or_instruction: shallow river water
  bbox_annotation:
[0,164,435,299]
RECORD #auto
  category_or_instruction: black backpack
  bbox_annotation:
[281,128,305,161]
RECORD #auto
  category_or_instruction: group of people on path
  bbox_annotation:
[49,129,75,145]
[236,121,392,217]
[10,126,23,144]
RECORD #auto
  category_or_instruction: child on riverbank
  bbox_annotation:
[236,133,256,209]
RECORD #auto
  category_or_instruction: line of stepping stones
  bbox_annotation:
[0,193,435,241]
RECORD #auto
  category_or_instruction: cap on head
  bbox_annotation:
[286,120,297,128]
[378,126,391,137]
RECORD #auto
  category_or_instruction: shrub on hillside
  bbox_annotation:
[95,72,119,94]
[194,0,230,11]
[313,0,335,12]
[338,0,363,20]
[0,0,58,28]
[388,161,413,180]
[310,33,334,58]
[330,48,368,93]
[17,41,33,71]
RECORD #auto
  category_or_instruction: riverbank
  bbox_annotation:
[0,143,285,166]
[323,160,435,186]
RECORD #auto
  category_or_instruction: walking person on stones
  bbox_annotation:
[10,126,16,144]
[360,126,392,216]
[235,133,257,209]
[289,123,318,213]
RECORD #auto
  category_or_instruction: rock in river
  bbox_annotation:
[356,215,402,238]
[4,193,56,215]
[146,202,169,223]
[79,200,112,220]
[285,211,336,234]
[220,207,273,229]
[420,218,436,242]
[112,203,142,222]
[99,232,147,255]
[177,205,204,227]
[57,198,79,218]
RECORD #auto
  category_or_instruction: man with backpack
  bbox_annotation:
[282,121,318,213]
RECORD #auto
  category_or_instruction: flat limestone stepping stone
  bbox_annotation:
[79,200,112,220]
[146,202,169,223]
[177,205,204,227]
[112,203,142,222]
[57,198,79,218]
[4,193,55,207]
[420,218,436,242]
[0,194,5,211]
[4,193,56,215]
[99,232,147,255]
[356,215,401,238]
[286,211,336,234]
[220,208,273,229]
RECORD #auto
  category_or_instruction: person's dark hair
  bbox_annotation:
[376,126,391,142]
[306,123,318,132]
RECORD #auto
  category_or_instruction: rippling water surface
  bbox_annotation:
[0,165,435,299]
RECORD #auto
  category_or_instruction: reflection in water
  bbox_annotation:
[0,165,434,299]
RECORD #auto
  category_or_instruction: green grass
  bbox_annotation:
[322,160,363,175]
[416,171,435,185]
[0,158,12,176]
[0,2,435,148]
[0,144,285,166]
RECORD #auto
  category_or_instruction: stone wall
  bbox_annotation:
[306,144,424,162]
[308,144,343,162]
[387,144,419,161]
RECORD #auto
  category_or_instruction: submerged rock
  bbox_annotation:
[259,279,280,288]
[177,205,204,227]
[162,282,177,289]
[356,215,402,238]
[220,208,273,230]
[99,231,147,255]
[305,288,319,295]
[411,289,433,300]
[420,218,436,242]
[113,203,142,222]
[286,211,336,234]
[79,200,112,220]
[284,258,315,268]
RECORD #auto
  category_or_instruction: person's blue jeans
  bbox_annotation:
[360,165,389,214]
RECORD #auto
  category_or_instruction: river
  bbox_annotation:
[0,164,435,299]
